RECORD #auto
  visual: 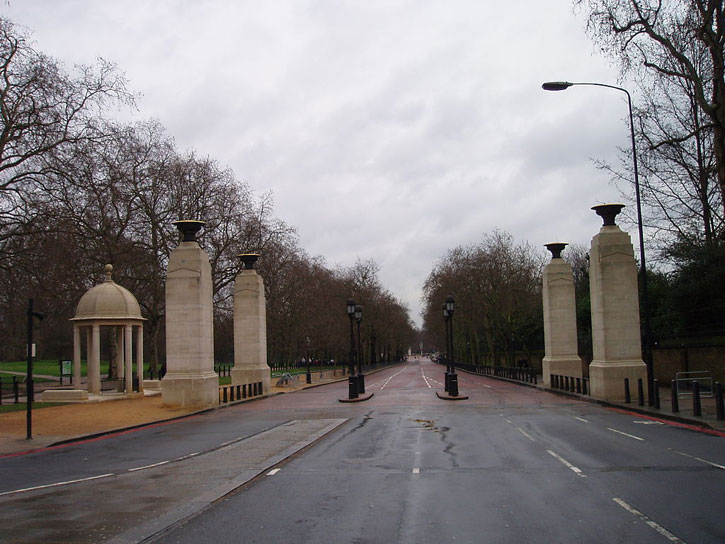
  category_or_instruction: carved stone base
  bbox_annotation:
[161,371,219,408]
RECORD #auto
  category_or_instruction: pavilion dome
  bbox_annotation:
[72,264,143,321]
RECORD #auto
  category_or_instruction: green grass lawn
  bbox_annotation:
[2,360,239,387]
[0,359,162,378]
[0,359,111,377]
[0,372,54,383]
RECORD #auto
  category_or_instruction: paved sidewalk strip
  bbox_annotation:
[0,418,347,544]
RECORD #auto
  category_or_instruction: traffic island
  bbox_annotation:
[436,391,469,401]
[339,392,375,403]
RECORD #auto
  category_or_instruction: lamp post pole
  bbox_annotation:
[347,299,358,399]
[443,304,450,392]
[305,336,312,384]
[26,298,44,440]
[355,304,365,394]
[446,294,458,396]
[542,80,653,404]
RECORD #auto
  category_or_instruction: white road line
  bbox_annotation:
[0,473,114,497]
[547,450,586,478]
[176,451,201,461]
[380,367,406,390]
[516,428,535,442]
[267,468,281,476]
[482,384,492,388]
[671,449,725,470]
[128,460,169,472]
[613,498,686,543]
[412,468,420,474]
[573,416,589,423]
[608,428,645,441]
[420,371,432,389]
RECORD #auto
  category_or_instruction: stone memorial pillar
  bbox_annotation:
[541,243,582,386]
[588,204,647,402]
[161,220,219,408]
[231,254,271,395]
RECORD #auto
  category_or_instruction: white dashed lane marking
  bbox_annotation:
[613,498,685,543]
[547,450,586,478]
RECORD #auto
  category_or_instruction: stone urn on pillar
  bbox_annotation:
[541,242,582,386]
[588,204,647,402]
[161,220,219,408]
[230,253,271,395]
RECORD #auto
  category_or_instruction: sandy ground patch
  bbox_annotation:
[0,384,308,455]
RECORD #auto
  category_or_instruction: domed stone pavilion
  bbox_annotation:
[70,264,145,396]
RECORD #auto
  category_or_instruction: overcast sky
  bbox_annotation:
[4,1,637,327]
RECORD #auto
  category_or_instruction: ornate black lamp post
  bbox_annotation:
[542,81,653,404]
[446,294,458,396]
[443,303,450,392]
[346,299,358,399]
[355,304,365,393]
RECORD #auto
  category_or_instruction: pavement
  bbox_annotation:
[460,369,725,433]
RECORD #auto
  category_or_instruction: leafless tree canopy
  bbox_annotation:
[0,17,417,365]
[577,0,725,250]
[421,230,545,366]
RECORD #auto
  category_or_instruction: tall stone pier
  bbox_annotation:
[161,220,219,408]
[588,204,647,402]
[541,243,582,386]
[230,253,271,394]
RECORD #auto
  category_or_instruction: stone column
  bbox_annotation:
[73,325,82,388]
[588,204,647,402]
[136,325,144,392]
[116,327,125,379]
[124,324,133,394]
[90,324,101,395]
[541,243,582,386]
[161,220,219,408]
[231,254,271,394]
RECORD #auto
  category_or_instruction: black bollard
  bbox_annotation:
[653,379,660,409]
[637,378,645,406]
[693,381,702,417]
[449,373,459,397]
[671,380,679,413]
[348,375,359,399]
[715,382,724,421]
[624,378,631,403]
[582,378,588,396]
[13,376,19,404]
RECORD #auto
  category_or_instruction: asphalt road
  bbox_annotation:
[156,359,725,544]
[2,358,723,543]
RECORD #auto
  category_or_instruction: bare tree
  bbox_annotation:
[577,0,725,232]
[0,17,132,259]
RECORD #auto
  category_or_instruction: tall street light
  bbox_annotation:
[446,294,458,397]
[347,298,358,399]
[542,81,653,404]
[442,303,450,392]
[355,304,365,394]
